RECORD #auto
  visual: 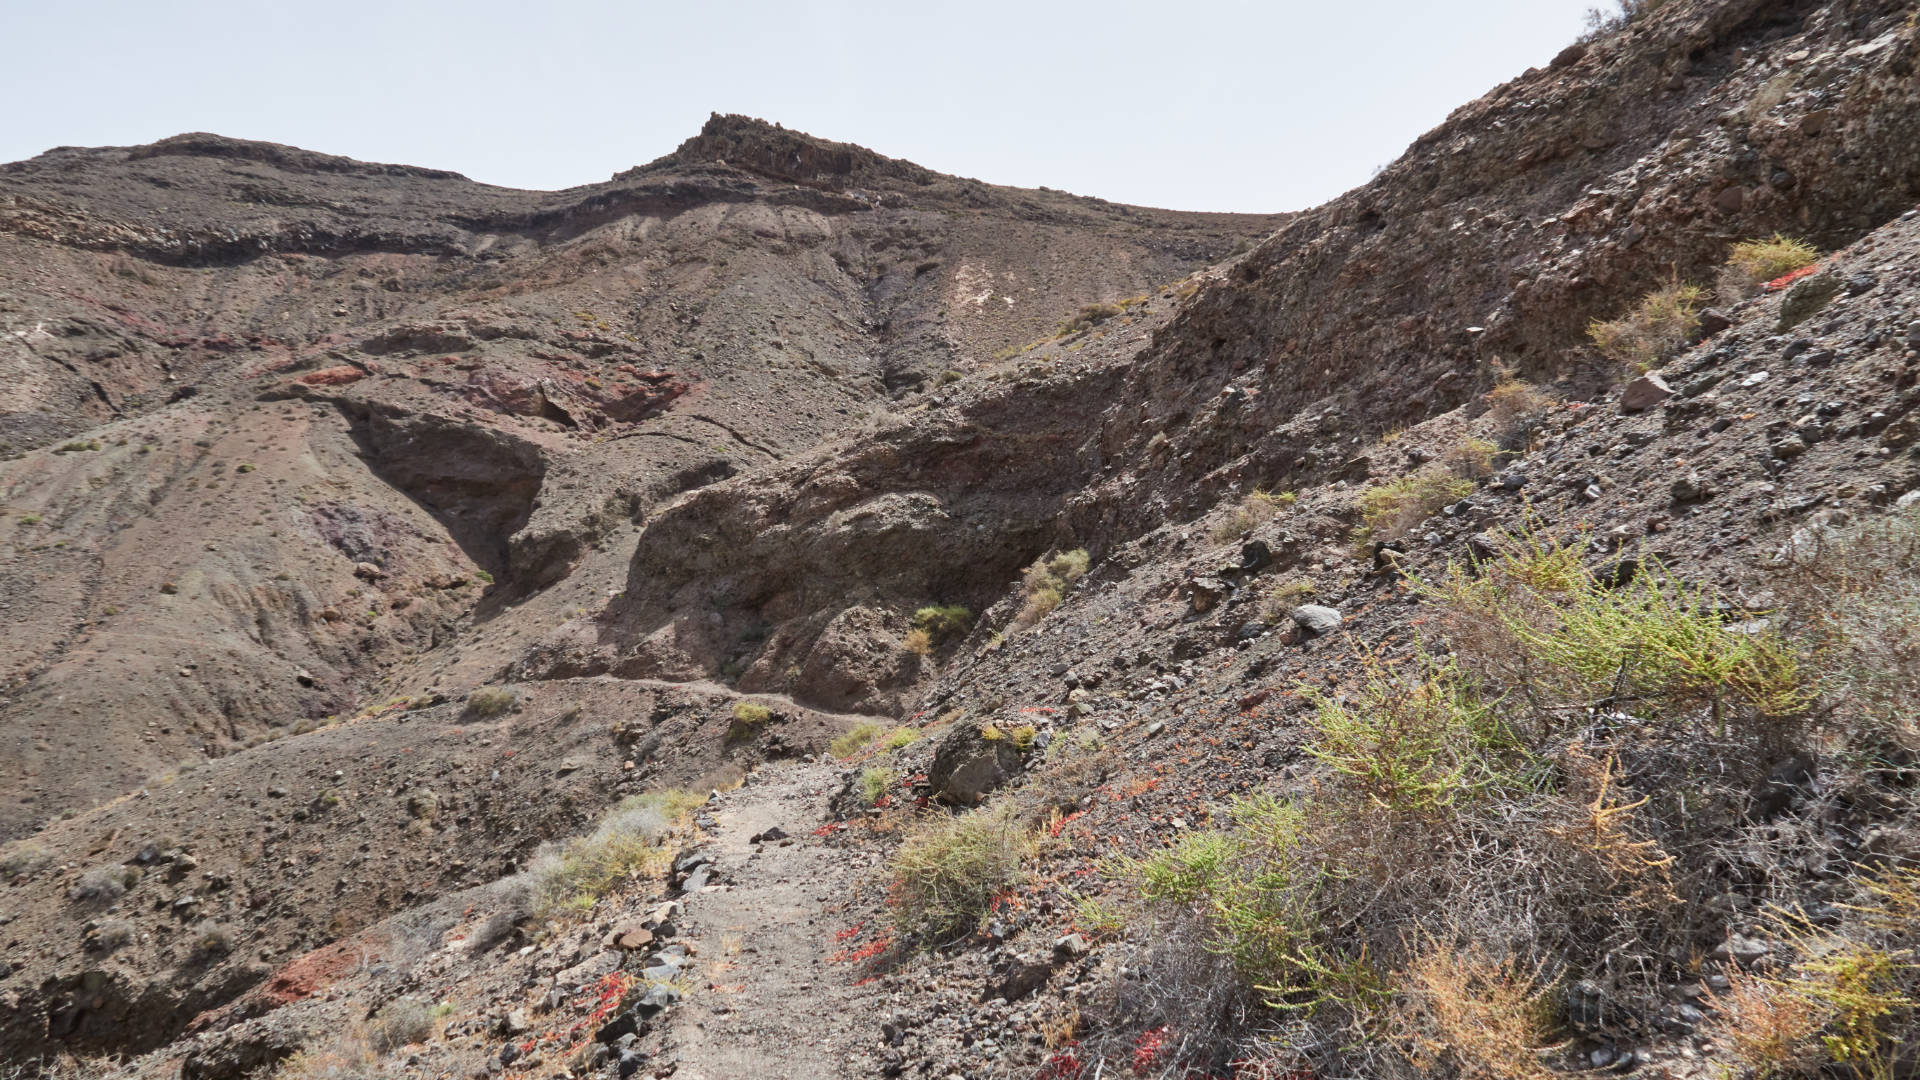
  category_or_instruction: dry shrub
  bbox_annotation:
[1210,490,1294,545]
[889,802,1037,943]
[462,686,516,719]
[1588,283,1704,370]
[1771,504,1920,755]
[1015,549,1090,629]
[1708,970,1832,1079]
[903,628,933,656]
[1445,437,1499,480]
[1353,472,1473,550]
[1484,378,1556,442]
[367,996,437,1054]
[1395,945,1558,1080]
[1,841,54,881]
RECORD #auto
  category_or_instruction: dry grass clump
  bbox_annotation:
[366,997,438,1054]
[1722,234,1821,298]
[889,802,1038,943]
[462,686,517,719]
[1210,490,1295,544]
[1,841,54,881]
[1258,578,1317,624]
[68,864,140,903]
[1055,302,1126,336]
[530,789,700,918]
[1352,472,1473,550]
[1588,283,1704,370]
[1015,548,1090,628]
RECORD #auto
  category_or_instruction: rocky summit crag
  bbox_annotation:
[4,2,1920,1078]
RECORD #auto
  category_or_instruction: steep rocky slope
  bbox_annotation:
[5,1,1920,1077]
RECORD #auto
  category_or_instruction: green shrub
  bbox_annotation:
[463,687,516,719]
[728,701,772,740]
[912,605,974,645]
[1421,530,1807,737]
[880,726,920,752]
[1303,657,1521,813]
[890,803,1037,943]
[1588,283,1704,370]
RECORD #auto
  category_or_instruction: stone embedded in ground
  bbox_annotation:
[1289,605,1342,637]
[1620,372,1674,412]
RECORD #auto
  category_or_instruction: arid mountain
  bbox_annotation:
[4,1,1920,1078]
[0,116,1283,843]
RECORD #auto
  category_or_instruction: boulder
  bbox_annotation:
[929,723,1025,806]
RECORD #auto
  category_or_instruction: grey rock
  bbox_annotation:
[1671,473,1711,503]
[1771,434,1809,459]
[1289,605,1342,636]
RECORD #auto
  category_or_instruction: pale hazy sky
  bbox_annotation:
[1,1,1605,212]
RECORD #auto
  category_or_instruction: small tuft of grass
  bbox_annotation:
[859,767,896,806]
[831,721,888,759]
[1723,234,1820,297]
